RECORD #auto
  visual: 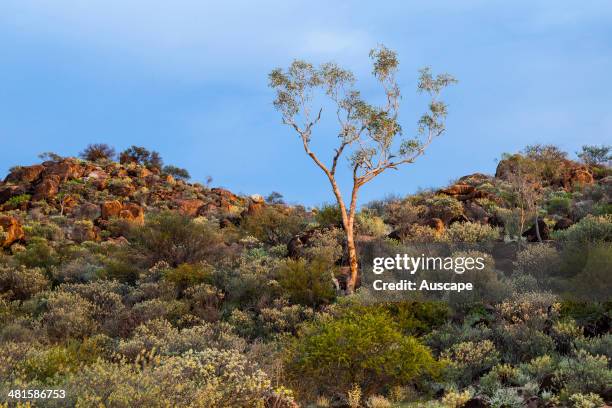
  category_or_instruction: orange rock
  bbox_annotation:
[4,165,45,184]
[175,199,204,216]
[101,200,123,219]
[120,203,145,225]
[44,159,83,182]
[86,170,109,190]
[211,188,238,201]
[569,168,594,187]
[32,175,61,201]
[439,184,475,196]
[0,216,25,247]
[246,200,265,216]
[164,174,176,185]
[426,217,445,233]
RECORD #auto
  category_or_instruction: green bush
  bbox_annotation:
[513,244,561,278]
[554,214,611,244]
[277,258,336,307]
[302,227,344,263]
[242,207,305,245]
[0,265,49,301]
[315,204,343,228]
[42,291,100,341]
[574,334,612,360]
[546,191,572,216]
[425,195,464,223]
[130,211,223,267]
[371,301,449,337]
[444,221,500,243]
[554,350,610,396]
[63,349,272,407]
[286,308,439,397]
[14,238,59,269]
[3,194,31,209]
[356,210,389,237]
[441,339,499,386]
[162,262,212,292]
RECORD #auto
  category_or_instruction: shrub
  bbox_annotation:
[496,324,556,364]
[382,199,427,227]
[129,299,188,327]
[258,302,314,338]
[162,165,190,181]
[441,340,499,386]
[546,191,572,216]
[574,334,612,360]
[356,210,388,237]
[162,263,212,292]
[554,214,611,244]
[14,238,59,269]
[60,281,128,336]
[119,145,163,170]
[347,384,361,408]
[277,258,336,307]
[441,389,472,408]
[79,143,116,162]
[373,301,449,337]
[569,392,605,408]
[521,355,557,384]
[117,319,245,360]
[315,204,343,228]
[17,340,103,384]
[513,244,561,278]
[425,195,464,223]
[486,388,523,408]
[496,292,560,329]
[3,194,31,209]
[242,207,305,245]
[64,349,271,407]
[42,291,100,341]
[444,221,500,243]
[286,308,438,396]
[302,227,344,263]
[183,283,224,322]
[52,258,102,284]
[554,350,610,396]
[401,224,442,243]
[130,211,223,267]
[366,394,392,408]
[0,265,48,301]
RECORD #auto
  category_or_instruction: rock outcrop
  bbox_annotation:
[0,216,24,247]
[175,199,205,217]
[4,165,45,184]
[522,218,550,242]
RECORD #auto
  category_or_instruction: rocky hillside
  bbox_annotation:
[0,147,610,252]
[0,157,272,249]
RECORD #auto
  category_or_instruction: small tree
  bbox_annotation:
[577,144,611,166]
[504,154,544,243]
[79,143,116,162]
[269,46,456,292]
[162,165,191,181]
[119,146,163,170]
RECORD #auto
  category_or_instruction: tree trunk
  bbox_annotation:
[534,215,542,243]
[345,224,359,294]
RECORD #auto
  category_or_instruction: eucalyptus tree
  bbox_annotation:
[269,46,456,292]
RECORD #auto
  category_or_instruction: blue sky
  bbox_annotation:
[1,1,611,207]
